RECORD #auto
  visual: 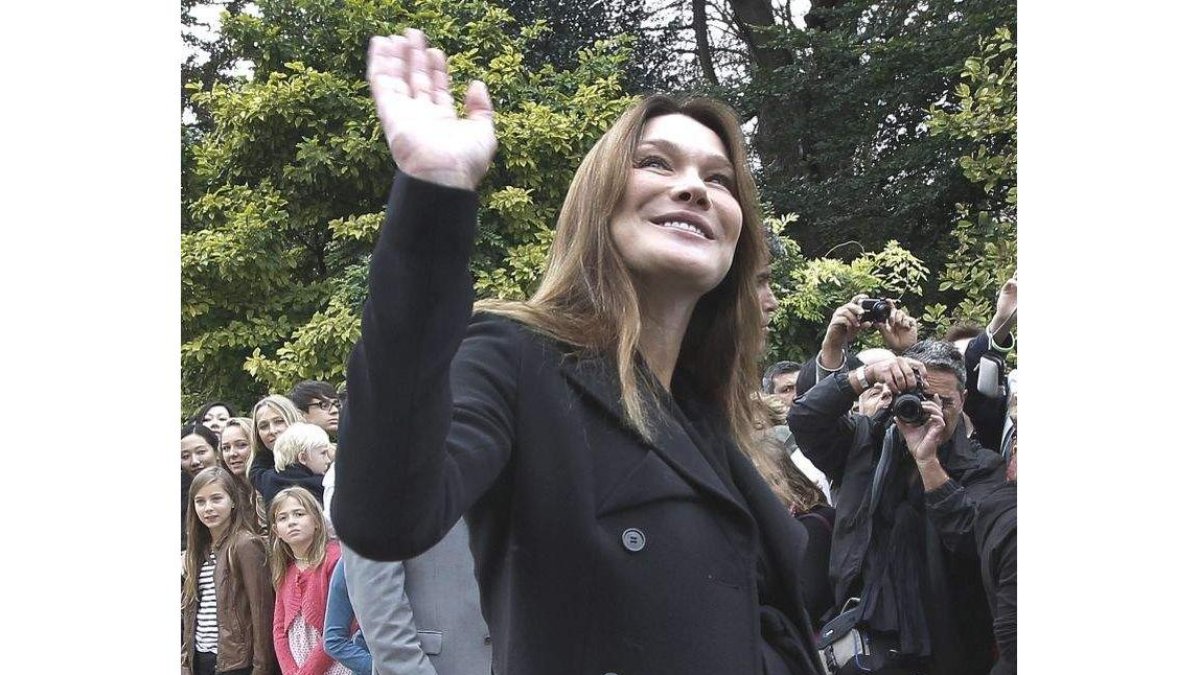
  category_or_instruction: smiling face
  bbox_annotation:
[193,481,234,540]
[609,114,743,297]
[273,496,317,558]
[255,406,290,451]
[220,424,253,477]
[181,434,218,476]
[201,405,231,435]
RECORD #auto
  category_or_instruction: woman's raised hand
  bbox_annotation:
[367,29,497,190]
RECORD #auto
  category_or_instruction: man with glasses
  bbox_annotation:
[788,340,1007,675]
[289,380,341,438]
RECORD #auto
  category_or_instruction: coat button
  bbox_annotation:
[621,528,645,552]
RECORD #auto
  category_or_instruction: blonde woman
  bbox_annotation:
[334,30,824,674]
[268,487,346,675]
[182,467,277,675]
[248,395,303,502]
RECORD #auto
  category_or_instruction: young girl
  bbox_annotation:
[268,487,347,675]
[182,467,278,675]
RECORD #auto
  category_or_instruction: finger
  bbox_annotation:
[464,80,494,121]
[405,29,432,101]
[367,36,409,96]
[426,48,453,108]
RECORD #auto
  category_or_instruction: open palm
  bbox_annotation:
[367,30,497,190]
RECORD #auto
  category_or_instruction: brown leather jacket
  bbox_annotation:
[182,530,280,675]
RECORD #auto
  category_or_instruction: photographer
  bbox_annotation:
[792,294,920,400]
[787,340,1006,675]
[947,273,1017,455]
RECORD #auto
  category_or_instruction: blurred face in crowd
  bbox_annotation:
[181,434,218,476]
[299,443,333,475]
[193,481,234,539]
[756,265,778,350]
[921,368,965,443]
[256,407,290,451]
[220,425,253,477]
[768,370,799,408]
[857,382,894,418]
[201,406,232,435]
[301,397,340,435]
[273,496,317,558]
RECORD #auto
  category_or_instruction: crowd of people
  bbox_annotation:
[180,28,1017,675]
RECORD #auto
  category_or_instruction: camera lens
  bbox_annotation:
[892,392,929,425]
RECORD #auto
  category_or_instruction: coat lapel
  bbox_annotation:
[559,352,749,518]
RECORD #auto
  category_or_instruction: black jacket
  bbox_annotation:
[249,452,325,507]
[787,372,1006,674]
[334,172,824,675]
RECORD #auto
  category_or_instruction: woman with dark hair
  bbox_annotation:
[183,423,222,549]
[334,30,823,674]
[182,467,277,675]
[194,401,238,436]
[182,423,221,477]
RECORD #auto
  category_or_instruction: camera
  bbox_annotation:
[858,298,892,324]
[890,380,933,425]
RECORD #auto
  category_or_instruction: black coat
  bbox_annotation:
[334,173,823,675]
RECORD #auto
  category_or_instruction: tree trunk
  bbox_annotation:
[693,0,719,86]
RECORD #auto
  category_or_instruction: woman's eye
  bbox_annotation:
[635,155,669,170]
[707,173,734,188]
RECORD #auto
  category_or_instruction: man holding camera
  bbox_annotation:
[791,294,920,401]
[788,340,1005,675]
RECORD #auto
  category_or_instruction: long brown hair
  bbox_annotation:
[479,94,767,457]
[266,487,330,588]
[182,467,260,606]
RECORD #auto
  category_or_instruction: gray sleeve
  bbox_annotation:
[342,546,438,675]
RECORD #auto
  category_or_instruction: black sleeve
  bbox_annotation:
[787,373,858,483]
[793,506,835,621]
[332,172,518,561]
[962,331,1010,453]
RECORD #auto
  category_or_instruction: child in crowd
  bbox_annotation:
[322,559,372,675]
[259,422,333,505]
[268,487,347,675]
[182,467,278,675]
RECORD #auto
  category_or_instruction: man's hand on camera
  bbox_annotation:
[859,356,926,395]
[895,400,951,491]
[878,303,919,352]
[820,295,868,369]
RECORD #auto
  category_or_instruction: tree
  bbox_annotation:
[923,26,1017,335]
[181,0,633,415]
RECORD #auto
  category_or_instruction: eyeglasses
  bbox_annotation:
[306,399,340,412]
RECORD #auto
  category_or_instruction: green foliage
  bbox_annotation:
[182,0,632,415]
[714,0,1014,309]
[764,212,929,364]
[925,27,1017,336]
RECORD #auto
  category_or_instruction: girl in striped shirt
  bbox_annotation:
[182,467,278,675]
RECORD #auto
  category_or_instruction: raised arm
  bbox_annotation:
[332,30,514,560]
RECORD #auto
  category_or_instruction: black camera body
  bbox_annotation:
[859,298,892,324]
[891,380,933,425]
